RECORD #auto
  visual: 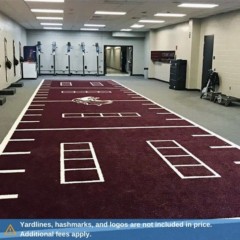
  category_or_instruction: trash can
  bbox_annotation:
[144,67,148,79]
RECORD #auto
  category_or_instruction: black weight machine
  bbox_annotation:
[95,43,100,76]
[36,41,43,76]
[4,38,12,82]
[51,41,57,76]
[66,42,72,76]
[80,42,86,76]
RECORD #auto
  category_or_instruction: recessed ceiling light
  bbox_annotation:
[43,27,62,30]
[154,13,186,17]
[131,24,144,28]
[178,3,219,8]
[31,9,64,13]
[94,11,126,15]
[40,22,63,25]
[139,19,165,23]
[80,28,99,31]
[120,29,132,31]
[84,24,106,27]
[25,0,64,2]
[37,17,63,20]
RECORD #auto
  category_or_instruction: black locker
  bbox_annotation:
[169,59,187,90]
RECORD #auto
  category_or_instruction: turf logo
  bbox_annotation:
[72,96,113,106]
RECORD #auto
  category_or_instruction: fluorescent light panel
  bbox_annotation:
[120,29,132,31]
[139,19,165,23]
[84,24,106,27]
[25,0,64,2]
[80,28,99,31]
[154,13,186,17]
[94,11,126,15]
[31,9,64,13]
[41,22,63,25]
[131,24,144,28]
[37,16,63,20]
[178,3,219,8]
[44,27,62,29]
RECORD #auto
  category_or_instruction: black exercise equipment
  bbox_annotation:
[66,42,72,76]
[52,41,57,75]
[5,59,12,69]
[19,41,23,78]
[80,42,85,76]
[36,41,42,75]
[95,43,100,76]
[200,69,219,99]
[14,57,19,66]
[4,38,11,82]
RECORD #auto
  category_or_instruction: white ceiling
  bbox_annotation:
[0,0,240,32]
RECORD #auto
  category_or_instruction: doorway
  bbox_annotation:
[104,45,133,76]
[201,35,214,88]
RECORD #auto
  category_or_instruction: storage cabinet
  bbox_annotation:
[151,51,175,63]
[169,60,187,90]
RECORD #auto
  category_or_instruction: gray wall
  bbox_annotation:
[27,30,145,75]
[0,12,27,90]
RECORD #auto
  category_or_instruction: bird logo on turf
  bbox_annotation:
[72,96,113,106]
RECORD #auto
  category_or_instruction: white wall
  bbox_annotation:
[148,22,190,83]
[0,12,27,90]
[199,10,240,97]
[146,10,240,98]
[27,30,145,75]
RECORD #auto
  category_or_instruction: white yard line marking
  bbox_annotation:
[192,134,213,137]
[30,104,45,107]
[0,169,25,173]
[9,139,35,142]
[0,194,18,200]
[27,109,44,111]
[234,161,240,164]
[1,152,31,155]
[166,118,182,121]
[20,121,40,123]
[210,146,236,149]
[24,114,42,116]
[16,125,196,132]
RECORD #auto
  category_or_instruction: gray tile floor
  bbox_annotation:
[0,75,239,145]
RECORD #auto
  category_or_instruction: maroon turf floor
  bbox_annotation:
[0,79,240,218]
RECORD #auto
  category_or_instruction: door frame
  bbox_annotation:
[103,45,133,75]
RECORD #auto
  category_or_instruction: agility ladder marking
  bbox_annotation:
[62,112,141,118]
[147,140,221,179]
[60,142,104,184]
